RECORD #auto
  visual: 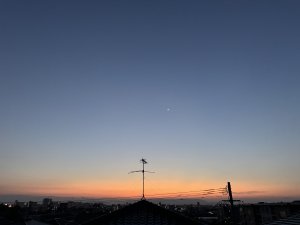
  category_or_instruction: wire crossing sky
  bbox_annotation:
[0,0,300,201]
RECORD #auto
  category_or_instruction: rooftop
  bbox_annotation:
[82,200,202,225]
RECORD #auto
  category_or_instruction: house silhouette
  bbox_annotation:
[82,200,203,225]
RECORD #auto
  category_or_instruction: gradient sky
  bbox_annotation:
[1,0,300,202]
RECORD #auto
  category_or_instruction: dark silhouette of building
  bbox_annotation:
[266,213,300,225]
[82,200,203,225]
[231,202,300,225]
[42,198,52,208]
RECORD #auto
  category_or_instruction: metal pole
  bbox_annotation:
[227,182,235,224]
[142,162,145,199]
[228,182,234,208]
[129,158,154,201]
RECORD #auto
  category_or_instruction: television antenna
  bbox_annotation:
[129,158,155,200]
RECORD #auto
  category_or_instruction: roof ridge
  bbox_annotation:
[81,199,202,225]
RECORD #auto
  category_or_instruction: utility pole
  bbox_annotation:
[227,181,239,225]
[227,181,234,209]
[222,182,240,224]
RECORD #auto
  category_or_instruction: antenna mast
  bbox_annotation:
[129,158,154,200]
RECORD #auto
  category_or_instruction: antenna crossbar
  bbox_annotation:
[129,158,154,200]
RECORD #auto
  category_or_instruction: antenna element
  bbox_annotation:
[129,158,154,200]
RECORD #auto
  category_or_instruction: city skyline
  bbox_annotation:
[1,0,300,202]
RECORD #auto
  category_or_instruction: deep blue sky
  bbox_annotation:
[0,0,300,200]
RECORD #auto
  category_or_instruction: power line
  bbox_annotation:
[146,188,227,198]
[91,183,262,203]
[92,187,228,200]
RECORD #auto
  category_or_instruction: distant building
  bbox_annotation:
[15,200,26,208]
[28,201,39,212]
[42,198,52,208]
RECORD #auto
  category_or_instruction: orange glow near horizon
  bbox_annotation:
[2,179,300,200]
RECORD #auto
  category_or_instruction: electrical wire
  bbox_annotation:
[90,186,228,203]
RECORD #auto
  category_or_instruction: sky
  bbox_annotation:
[0,0,300,202]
